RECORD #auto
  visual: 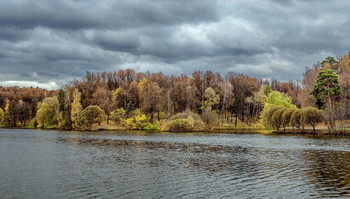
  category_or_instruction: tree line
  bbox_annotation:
[1,52,350,131]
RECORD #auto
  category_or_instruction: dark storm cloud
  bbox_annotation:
[0,0,350,88]
[0,0,218,30]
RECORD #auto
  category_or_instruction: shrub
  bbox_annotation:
[143,121,160,130]
[300,107,324,131]
[123,109,148,130]
[271,108,286,130]
[164,115,206,132]
[290,109,302,129]
[261,105,284,129]
[110,108,126,124]
[281,108,296,130]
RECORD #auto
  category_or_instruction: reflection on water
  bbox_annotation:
[1,129,350,198]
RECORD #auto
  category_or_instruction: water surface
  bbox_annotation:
[1,129,350,198]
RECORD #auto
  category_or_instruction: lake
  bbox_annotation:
[1,129,350,198]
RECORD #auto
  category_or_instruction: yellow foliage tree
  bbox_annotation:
[113,87,128,108]
[339,52,350,72]
[138,78,149,96]
[4,101,9,123]
[36,97,60,128]
[0,108,4,123]
[201,87,220,111]
[71,89,83,127]
[76,105,106,130]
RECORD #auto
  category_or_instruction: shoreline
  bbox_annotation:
[273,129,350,136]
[1,126,350,136]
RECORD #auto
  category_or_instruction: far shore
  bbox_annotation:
[273,129,350,136]
[2,125,350,136]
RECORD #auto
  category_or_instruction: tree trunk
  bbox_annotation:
[328,95,335,130]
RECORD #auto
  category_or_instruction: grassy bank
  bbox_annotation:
[2,120,350,136]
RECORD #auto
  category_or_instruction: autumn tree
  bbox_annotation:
[8,100,19,126]
[201,108,219,128]
[228,73,260,125]
[220,81,234,118]
[113,87,129,109]
[58,89,65,112]
[339,52,350,72]
[17,100,30,126]
[58,86,72,129]
[185,85,196,110]
[338,54,350,120]
[140,82,162,121]
[0,108,4,123]
[3,101,10,124]
[299,64,321,108]
[71,89,83,127]
[91,86,113,123]
[110,108,126,124]
[76,105,106,130]
[36,97,60,128]
[201,87,220,111]
[191,71,206,112]
[127,81,140,108]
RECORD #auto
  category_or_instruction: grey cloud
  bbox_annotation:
[0,0,218,30]
[0,0,350,88]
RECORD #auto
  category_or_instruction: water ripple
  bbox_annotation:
[2,129,350,198]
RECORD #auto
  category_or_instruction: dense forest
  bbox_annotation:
[1,52,350,132]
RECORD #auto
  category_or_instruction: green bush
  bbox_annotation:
[300,107,324,131]
[290,109,302,129]
[261,105,284,129]
[143,121,160,130]
[281,108,296,130]
[110,108,126,124]
[164,115,206,132]
[271,108,286,130]
[123,109,149,130]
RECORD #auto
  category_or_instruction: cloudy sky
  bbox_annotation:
[0,0,349,89]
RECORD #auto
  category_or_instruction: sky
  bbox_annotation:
[0,0,350,89]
